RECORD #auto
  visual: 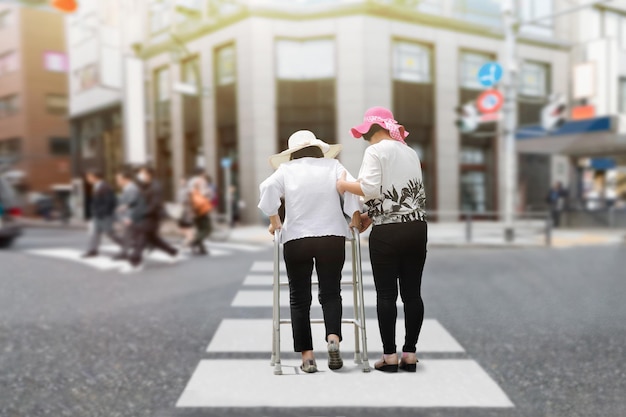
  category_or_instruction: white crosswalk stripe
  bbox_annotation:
[22,242,266,272]
[177,260,514,410]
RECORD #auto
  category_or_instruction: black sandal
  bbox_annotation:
[374,355,398,373]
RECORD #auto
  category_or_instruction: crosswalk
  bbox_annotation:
[22,241,267,272]
[176,258,514,410]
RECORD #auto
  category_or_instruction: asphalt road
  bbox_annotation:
[0,228,625,417]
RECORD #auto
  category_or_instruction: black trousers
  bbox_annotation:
[191,214,211,249]
[369,220,427,354]
[283,236,345,352]
[129,220,177,266]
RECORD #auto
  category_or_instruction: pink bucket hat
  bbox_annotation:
[350,106,409,144]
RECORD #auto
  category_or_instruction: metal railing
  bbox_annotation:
[426,210,553,246]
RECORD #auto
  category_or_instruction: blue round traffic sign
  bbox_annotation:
[478,62,503,87]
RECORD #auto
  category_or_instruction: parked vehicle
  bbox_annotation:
[0,176,22,248]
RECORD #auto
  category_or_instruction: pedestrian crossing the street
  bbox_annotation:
[22,241,266,272]
[176,259,514,410]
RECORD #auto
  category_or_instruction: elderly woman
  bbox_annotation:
[258,130,361,373]
[337,107,428,373]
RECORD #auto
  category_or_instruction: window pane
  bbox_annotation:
[150,0,170,33]
[74,64,99,92]
[0,51,19,76]
[49,137,71,155]
[460,51,492,89]
[46,94,68,115]
[454,0,501,27]
[216,45,236,86]
[156,67,170,101]
[620,79,626,113]
[0,95,20,118]
[393,41,431,84]
[0,10,14,30]
[461,147,486,164]
[44,52,68,73]
[461,171,487,213]
[519,61,549,97]
[276,39,334,80]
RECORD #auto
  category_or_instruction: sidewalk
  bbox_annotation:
[18,217,626,248]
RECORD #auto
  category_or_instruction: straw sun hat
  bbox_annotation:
[269,130,342,169]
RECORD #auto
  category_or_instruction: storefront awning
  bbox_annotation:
[515,116,626,156]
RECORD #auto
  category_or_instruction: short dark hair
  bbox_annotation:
[363,124,386,142]
[290,146,324,161]
[86,168,103,180]
[116,167,134,180]
[140,165,155,177]
[194,167,206,176]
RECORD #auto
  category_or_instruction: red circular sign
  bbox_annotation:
[476,89,504,114]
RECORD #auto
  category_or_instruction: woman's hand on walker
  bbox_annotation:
[359,212,372,233]
[268,215,282,236]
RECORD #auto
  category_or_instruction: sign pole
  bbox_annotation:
[502,0,518,242]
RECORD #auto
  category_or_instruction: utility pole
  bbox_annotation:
[500,0,613,242]
[502,0,518,243]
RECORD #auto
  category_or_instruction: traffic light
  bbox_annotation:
[455,102,479,134]
[50,0,77,13]
[541,94,567,132]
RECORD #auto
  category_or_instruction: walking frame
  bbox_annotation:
[270,227,371,375]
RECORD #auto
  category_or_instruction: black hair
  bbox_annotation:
[290,146,324,161]
[362,124,386,142]
[116,166,134,180]
[194,167,206,176]
[86,168,103,180]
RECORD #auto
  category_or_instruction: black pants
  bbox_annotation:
[191,214,211,249]
[283,236,345,352]
[369,221,427,354]
[129,220,177,266]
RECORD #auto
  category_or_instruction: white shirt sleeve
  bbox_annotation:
[258,167,285,216]
[335,161,361,218]
[358,147,383,200]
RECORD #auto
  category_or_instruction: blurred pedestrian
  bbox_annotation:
[111,167,140,260]
[120,166,181,273]
[188,168,213,256]
[337,107,428,373]
[546,181,567,228]
[176,177,195,248]
[82,169,123,258]
[258,130,361,373]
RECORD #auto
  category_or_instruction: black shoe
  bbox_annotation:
[81,251,98,258]
[374,354,399,373]
[399,353,418,372]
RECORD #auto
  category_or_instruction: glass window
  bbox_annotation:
[0,10,14,30]
[0,95,19,118]
[520,0,554,37]
[461,171,487,213]
[156,67,170,102]
[49,137,71,156]
[0,138,21,159]
[276,38,334,80]
[453,0,501,27]
[46,94,68,115]
[0,51,19,76]
[393,41,432,84]
[149,0,170,33]
[216,45,236,86]
[74,64,99,92]
[620,78,626,113]
[519,61,549,97]
[461,147,486,164]
[460,51,492,90]
[43,52,68,73]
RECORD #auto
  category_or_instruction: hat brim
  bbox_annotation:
[269,143,343,169]
[351,122,376,138]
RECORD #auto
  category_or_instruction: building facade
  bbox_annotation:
[132,0,571,223]
[0,4,71,208]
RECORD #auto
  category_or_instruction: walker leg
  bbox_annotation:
[271,230,282,374]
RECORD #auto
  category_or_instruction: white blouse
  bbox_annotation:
[258,158,361,244]
[358,139,427,226]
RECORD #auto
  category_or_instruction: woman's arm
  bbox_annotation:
[268,214,282,235]
[337,171,365,196]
